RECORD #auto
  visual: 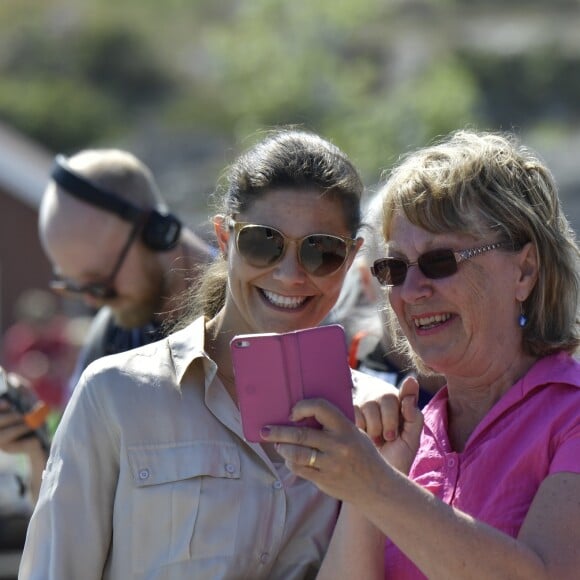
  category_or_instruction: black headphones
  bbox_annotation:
[50,155,182,252]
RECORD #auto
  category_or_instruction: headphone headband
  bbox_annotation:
[50,154,182,252]
[51,155,145,224]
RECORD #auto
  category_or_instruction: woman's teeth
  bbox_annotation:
[262,290,307,309]
[414,313,451,328]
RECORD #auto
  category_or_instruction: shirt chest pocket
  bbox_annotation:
[127,441,241,575]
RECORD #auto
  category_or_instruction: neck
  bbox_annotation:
[446,353,537,451]
[205,312,238,400]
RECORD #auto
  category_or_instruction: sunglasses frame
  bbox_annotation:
[228,218,358,277]
[371,241,509,287]
[49,218,144,299]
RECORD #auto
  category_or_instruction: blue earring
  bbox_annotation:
[518,303,528,328]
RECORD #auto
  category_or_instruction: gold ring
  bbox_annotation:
[308,448,318,468]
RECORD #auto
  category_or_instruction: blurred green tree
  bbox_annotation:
[0,0,577,189]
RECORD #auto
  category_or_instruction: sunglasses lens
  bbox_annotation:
[299,235,348,276]
[372,249,461,286]
[375,258,408,286]
[236,225,285,267]
[418,249,458,279]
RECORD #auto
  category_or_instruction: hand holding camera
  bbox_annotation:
[0,366,50,454]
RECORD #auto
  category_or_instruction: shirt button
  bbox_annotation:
[225,463,236,474]
[138,469,150,481]
[259,552,270,564]
[447,458,456,468]
[273,480,283,490]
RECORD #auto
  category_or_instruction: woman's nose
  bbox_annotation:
[272,242,307,283]
[398,263,433,302]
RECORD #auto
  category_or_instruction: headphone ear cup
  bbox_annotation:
[141,211,182,251]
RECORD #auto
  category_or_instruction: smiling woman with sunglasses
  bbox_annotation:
[261,129,580,579]
[20,129,404,580]
[228,218,358,276]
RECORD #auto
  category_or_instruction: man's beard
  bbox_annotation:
[112,257,167,329]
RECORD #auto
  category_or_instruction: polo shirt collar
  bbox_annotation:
[423,351,579,449]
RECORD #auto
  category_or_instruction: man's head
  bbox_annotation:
[39,149,180,328]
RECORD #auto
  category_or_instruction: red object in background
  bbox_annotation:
[2,314,77,410]
[3,317,75,408]
[1,289,82,410]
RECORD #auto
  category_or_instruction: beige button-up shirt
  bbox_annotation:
[21,317,387,579]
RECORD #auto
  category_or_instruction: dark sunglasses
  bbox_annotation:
[228,219,357,277]
[49,219,143,299]
[370,242,509,287]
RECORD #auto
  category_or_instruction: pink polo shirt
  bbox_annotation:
[385,352,580,579]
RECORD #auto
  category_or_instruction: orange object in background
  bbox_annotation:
[23,401,50,431]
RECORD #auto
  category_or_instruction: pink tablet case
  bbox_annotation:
[230,324,355,442]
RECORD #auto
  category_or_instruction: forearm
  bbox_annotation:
[318,502,385,580]
[359,468,548,580]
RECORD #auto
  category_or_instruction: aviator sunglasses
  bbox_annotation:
[49,218,144,299]
[371,242,509,287]
[228,218,358,277]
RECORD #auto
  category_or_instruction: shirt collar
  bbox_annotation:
[519,351,580,392]
[423,351,579,440]
[166,316,215,386]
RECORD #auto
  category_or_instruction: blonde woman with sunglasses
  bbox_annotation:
[263,130,580,579]
[20,129,408,579]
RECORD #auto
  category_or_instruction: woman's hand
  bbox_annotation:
[0,400,42,455]
[260,378,423,504]
[356,375,423,474]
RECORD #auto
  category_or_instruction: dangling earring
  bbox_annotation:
[518,302,528,328]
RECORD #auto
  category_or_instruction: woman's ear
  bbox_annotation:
[213,215,230,255]
[516,242,539,301]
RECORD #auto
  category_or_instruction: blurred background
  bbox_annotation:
[1,0,580,377]
[0,1,579,572]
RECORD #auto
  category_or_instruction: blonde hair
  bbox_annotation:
[378,129,579,360]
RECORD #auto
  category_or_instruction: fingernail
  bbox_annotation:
[384,430,397,441]
[260,426,271,438]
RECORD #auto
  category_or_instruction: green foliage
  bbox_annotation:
[0,0,577,189]
[326,60,479,179]
[459,46,580,127]
[0,78,121,152]
[0,14,176,151]
[72,22,176,105]
[163,0,479,180]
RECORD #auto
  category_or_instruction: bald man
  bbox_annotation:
[38,149,213,391]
